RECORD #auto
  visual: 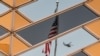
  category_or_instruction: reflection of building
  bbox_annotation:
[0,0,100,56]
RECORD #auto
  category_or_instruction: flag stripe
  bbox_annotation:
[42,18,58,56]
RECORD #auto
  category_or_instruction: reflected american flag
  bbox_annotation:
[42,17,58,56]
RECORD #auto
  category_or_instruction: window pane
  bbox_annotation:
[17,28,98,56]
[18,0,87,22]
[0,3,10,15]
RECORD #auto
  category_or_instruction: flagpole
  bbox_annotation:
[54,0,59,56]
